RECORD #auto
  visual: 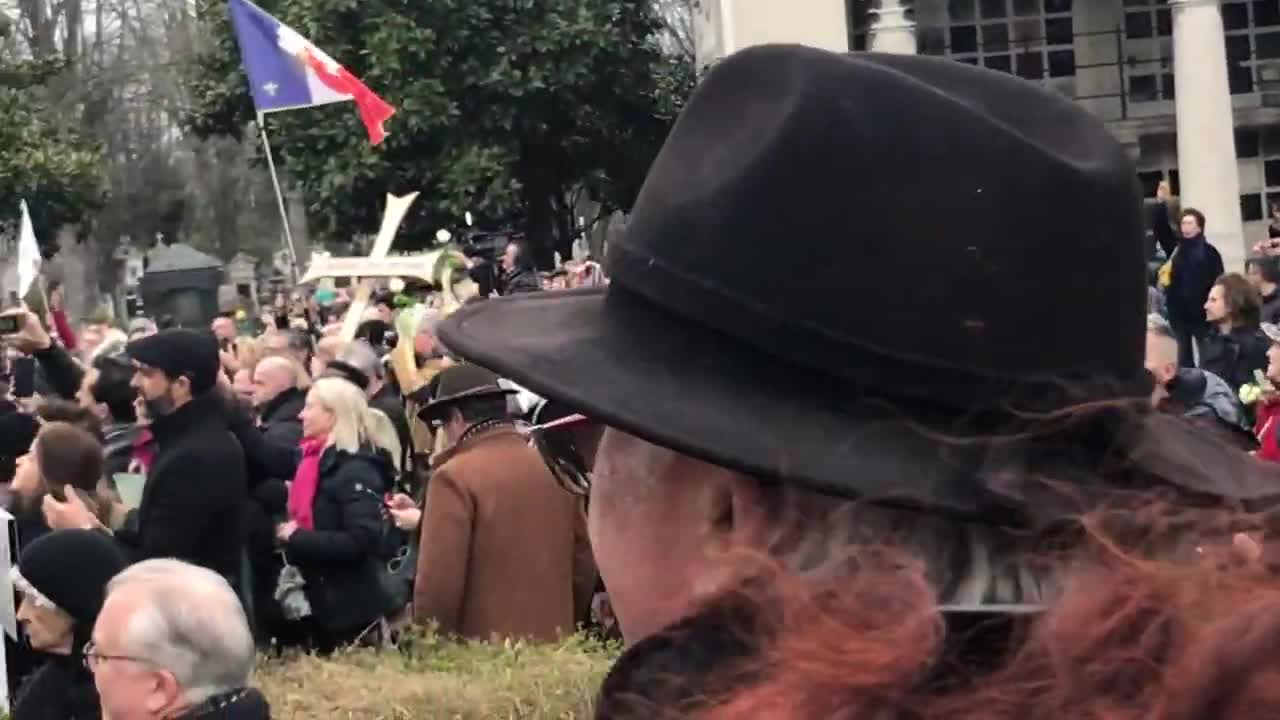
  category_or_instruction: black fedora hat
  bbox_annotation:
[417,363,517,423]
[436,46,1154,517]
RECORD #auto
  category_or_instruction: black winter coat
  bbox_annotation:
[115,392,248,585]
[283,445,395,633]
[258,388,305,453]
[1199,326,1270,392]
[12,653,100,720]
[370,384,411,475]
[1167,234,1225,333]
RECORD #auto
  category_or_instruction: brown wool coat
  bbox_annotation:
[412,426,596,642]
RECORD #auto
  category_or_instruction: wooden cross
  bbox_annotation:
[337,192,419,341]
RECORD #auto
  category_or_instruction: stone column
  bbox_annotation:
[869,0,917,54]
[1171,0,1246,270]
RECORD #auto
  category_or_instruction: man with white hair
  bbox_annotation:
[88,559,270,719]
[336,340,411,469]
[1146,313,1256,448]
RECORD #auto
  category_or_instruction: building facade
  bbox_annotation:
[696,0,1280,270]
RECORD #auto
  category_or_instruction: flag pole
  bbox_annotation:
[256,113,301,283]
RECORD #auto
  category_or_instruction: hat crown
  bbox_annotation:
[609,46,1146,405]
[436,364,503,399]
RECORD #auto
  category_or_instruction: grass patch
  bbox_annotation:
[256,629,620,719]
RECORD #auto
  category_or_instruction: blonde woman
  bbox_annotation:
[274,377,396,651]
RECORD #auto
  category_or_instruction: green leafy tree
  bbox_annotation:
[183,0,693,265]
[0,55,107,255]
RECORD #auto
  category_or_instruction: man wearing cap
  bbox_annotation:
[435,46,1280,712]
[44,329,249,593]
[411,363,593,642]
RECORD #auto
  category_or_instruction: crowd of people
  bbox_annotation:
[10,44,1280,719]
[0,239,604,718]
[1146,181,1280,460]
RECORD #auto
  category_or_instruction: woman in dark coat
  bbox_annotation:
[275,377,396,653]
[11,530,128,719]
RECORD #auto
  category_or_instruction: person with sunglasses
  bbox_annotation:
[411,363,595,642]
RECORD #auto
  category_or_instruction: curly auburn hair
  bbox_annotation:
[1215,272,1263,330]
[683,510,1280,720]
[595,383,1280,720]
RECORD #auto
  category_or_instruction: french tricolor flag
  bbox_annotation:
[227,0,395,145]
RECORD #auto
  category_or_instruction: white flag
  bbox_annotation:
[17,200,41,299]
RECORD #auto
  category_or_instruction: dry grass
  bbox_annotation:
[256,630,620,719]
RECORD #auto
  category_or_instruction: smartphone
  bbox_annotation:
[0,315,22,335]
[11,356,34,398]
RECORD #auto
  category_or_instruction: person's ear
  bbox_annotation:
[144,669,182,713]
[693,464,772,550]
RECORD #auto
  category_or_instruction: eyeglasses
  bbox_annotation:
[523,414,597,497]
[82,640,152,671]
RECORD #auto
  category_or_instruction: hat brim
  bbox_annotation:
[421,385,519,414]
[442,288,1280,515]
[439,287,1014,517]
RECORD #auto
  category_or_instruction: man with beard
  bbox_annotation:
[44,329,248,593]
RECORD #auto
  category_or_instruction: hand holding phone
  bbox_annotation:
[12,356,35,399]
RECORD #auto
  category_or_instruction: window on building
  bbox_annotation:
[1214,0,1280,96]
[849,0,870,51]
[1127,71,1174,102]
[1124,0,1172,40]
[1243,193,1266,221]
[1239,126,1280,225]
[1239,128,1262,158]
[944,0,1075,83]
[1123,0,1175,104]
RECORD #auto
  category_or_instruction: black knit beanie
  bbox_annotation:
[17,530,128,629]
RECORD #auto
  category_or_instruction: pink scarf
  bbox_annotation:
[130,429,156,475]
[287,438,327,530]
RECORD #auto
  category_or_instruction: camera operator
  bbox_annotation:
[463,236,541,297]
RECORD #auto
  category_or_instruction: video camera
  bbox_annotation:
[457,229,522,264]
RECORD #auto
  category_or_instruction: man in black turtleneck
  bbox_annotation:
[1164,208,1224,368]
[44,330,248,590]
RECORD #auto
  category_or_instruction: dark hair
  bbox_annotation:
[1215,272,1263,329]
[455,395,510,424]
[287,328,312,354]
[32,422,110,525]
[90,355,137,423]
[1181,207,1207,232]
[35,400,103,441]
[35,422,102,496]
[1249,255,1280,286]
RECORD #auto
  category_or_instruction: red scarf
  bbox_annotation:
[287,438,327,530]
